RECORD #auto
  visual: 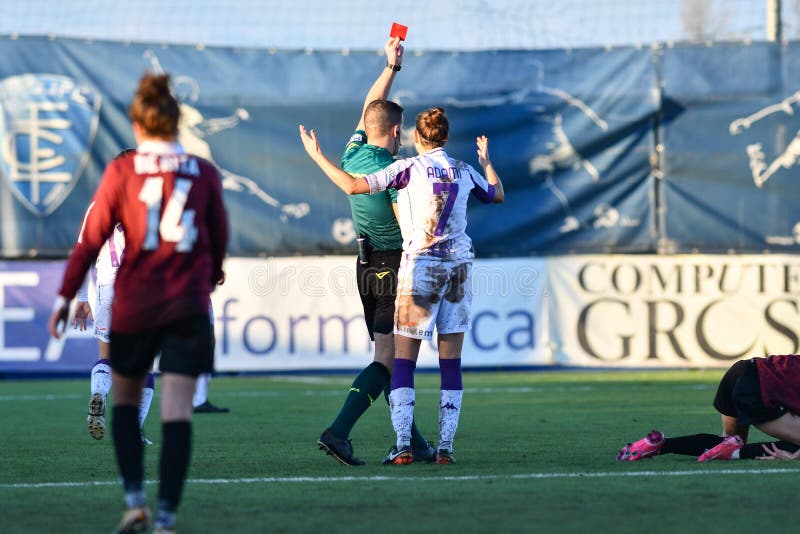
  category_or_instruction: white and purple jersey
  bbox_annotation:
[76,202,126,302]
[75,222,125,342]
[94,223,126,286]
[364,147,495,260]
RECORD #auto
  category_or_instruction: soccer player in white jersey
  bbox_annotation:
[73,150,156,445]
[300,106,505,464]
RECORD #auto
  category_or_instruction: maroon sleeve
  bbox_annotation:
[206,164,229,286]
[757,355,800,414]
[58,164,119,299]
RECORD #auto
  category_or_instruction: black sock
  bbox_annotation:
[158,421,192,515]
[661,434,723,456]
[740,440,800,459]
[112,405,145,497]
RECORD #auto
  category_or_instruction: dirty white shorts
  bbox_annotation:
[394,256,473,340]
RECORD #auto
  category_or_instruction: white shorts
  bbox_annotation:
[93,284,114,344]
[394,256,473,340]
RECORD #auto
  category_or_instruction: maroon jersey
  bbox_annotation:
[59,142,228,333]
[755,355,800,415]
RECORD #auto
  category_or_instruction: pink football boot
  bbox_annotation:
[697,435,744,462]
[617,430,665,461]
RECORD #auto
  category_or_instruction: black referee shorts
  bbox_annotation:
[356,249,402,340]
[713,358,787,426]
[109,314,214,378]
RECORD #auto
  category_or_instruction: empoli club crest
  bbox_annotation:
[0,74,101,216]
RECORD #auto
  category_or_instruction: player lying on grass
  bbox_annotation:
[618,355,800,462]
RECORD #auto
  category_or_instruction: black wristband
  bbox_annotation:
[386,63,401,72]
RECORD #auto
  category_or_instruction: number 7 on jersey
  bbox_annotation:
[432,182,459,236]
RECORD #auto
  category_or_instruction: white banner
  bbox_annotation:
[547,255,800,367]
[21,254,796,372]
[210,257,548,371]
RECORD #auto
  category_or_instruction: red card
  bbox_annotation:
[390,22,408,41]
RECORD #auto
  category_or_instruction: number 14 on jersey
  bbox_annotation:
[138,176,198,252]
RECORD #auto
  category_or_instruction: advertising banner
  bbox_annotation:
[547,254,800,367]
[0,261,96,373]
[6,255,799,373]
[209,257,549,371]
[0,257,548,374]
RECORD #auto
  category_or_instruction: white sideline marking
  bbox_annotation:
[0,394,83,401]
[4,468,800,489]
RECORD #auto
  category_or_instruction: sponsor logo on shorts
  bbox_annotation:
[397,325,433,337]
[374,270,392,280]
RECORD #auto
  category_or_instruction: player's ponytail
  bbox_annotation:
[128,73,180,139]
[416,107,449,148]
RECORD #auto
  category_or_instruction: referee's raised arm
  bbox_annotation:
[355,36,403,132]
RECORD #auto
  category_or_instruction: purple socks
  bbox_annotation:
[391,358,416,390]
[439,358,462,390]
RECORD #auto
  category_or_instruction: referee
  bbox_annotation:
[317,35,434,466]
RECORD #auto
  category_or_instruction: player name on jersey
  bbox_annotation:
[134,153,200,176]
[426,165,464,180]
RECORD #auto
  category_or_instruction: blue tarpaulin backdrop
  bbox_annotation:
[1,37,799,256]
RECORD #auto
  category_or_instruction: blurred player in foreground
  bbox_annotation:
[314,35,433,466]
[49,72,228,533]
[72,150,155,445]
[300,107,505,464]
[618,355,800,462]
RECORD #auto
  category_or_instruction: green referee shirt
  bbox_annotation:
[341,130,403,251]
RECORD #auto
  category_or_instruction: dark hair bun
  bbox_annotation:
[128,72,180,138]
[137,74,171,100]
[416,107,449,147]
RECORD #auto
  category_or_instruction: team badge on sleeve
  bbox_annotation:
[0,74,101,216]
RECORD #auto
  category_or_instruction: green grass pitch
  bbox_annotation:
[1,370,797,533]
